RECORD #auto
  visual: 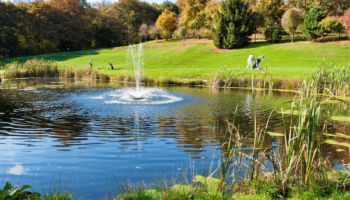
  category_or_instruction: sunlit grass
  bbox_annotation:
[2,38,350,79]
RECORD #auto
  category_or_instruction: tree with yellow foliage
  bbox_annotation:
[177,0,220,31]
[155,9,177,40]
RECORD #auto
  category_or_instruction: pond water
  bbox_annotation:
[0,78,349,199]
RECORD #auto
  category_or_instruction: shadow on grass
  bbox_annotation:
[1,49,103,66]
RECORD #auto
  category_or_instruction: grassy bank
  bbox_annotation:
[1,38,350,79]
[4,58,350,97]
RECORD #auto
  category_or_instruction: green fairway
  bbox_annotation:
[2,39,350,79]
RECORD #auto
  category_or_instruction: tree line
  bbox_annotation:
[1,0,350,58]
[0,0,179,58]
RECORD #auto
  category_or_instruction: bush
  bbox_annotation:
[301,6,326,41]
[211,0,254,49]
[264,26,283,43]
[318,17,344,38]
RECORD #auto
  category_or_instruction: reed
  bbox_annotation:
[4,58,59,79]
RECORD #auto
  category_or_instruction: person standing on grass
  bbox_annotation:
[109,62,114,70]
[246,54,255,70]
[90,58,93,69]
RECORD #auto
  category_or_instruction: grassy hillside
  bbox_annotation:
[1,38,350,79]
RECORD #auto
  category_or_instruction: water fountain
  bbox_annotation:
[89,43,182,105]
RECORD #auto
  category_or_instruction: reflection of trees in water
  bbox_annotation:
[150,88,296,157]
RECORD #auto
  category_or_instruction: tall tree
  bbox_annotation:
[301,6,326,41]
[251,12,265,42]
[95,23,114,48]
[211,0,254,49]
[155,9,177,40]
[176,0,207,30]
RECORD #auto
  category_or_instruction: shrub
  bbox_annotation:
[211,0,254,49]
[264,26,283,43]
[301,6,326,41]
[318,17,344,39]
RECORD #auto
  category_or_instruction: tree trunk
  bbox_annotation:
[183,37,185,47]
[292,29,294,43]
[339,32,340,37]
[255,29,256,43]
[333,32,335,42]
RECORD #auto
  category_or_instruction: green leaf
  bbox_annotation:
[331,116,350,123]
[279,110,299,115]
[18,185,31,193]
[267,132,284,137]
[324,139,350,147]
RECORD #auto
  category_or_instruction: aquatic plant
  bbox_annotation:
[0,181,41,200]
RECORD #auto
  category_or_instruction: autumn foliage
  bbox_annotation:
[0,0,171,58]
[155,9,177,40]
[342,8,350,38]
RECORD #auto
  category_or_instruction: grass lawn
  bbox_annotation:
[1,38,350,79]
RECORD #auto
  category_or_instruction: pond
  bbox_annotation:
[0,78,349,199]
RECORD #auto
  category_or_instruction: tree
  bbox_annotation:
[155,9,177,40]
[287,0,335,15]
[177,26,189,46]
[318,17,344,40]
[301,6,326,41]
[330,0,350,16]
[211,0,254,49]
[177,0,206,31]
[138,23,149,42]
[152,1,179,15]
[95,23,114,48]
[256,0,285,26]
[281,8,303,42]
[251,12,265,42]
[342,8,350,38]
[148,25,161,42]
[256,0,285,43]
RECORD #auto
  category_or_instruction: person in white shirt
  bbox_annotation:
[246,54,255,70]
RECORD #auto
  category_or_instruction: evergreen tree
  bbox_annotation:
[301,6,326,41]
[211,0,254,49]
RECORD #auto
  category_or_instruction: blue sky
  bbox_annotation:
[86,0,177,5]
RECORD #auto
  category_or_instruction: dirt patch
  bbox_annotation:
[211,47,236,54]
[337,40,350,45]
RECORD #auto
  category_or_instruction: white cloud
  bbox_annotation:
[7,164,29,175]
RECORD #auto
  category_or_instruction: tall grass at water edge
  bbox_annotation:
[116,83,350,199]
[3,58,109,80]
[208,61,350,97]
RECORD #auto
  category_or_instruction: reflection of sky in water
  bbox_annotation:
[1,79,350,199]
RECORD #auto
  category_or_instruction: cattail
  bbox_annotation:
[8,185,19,196]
